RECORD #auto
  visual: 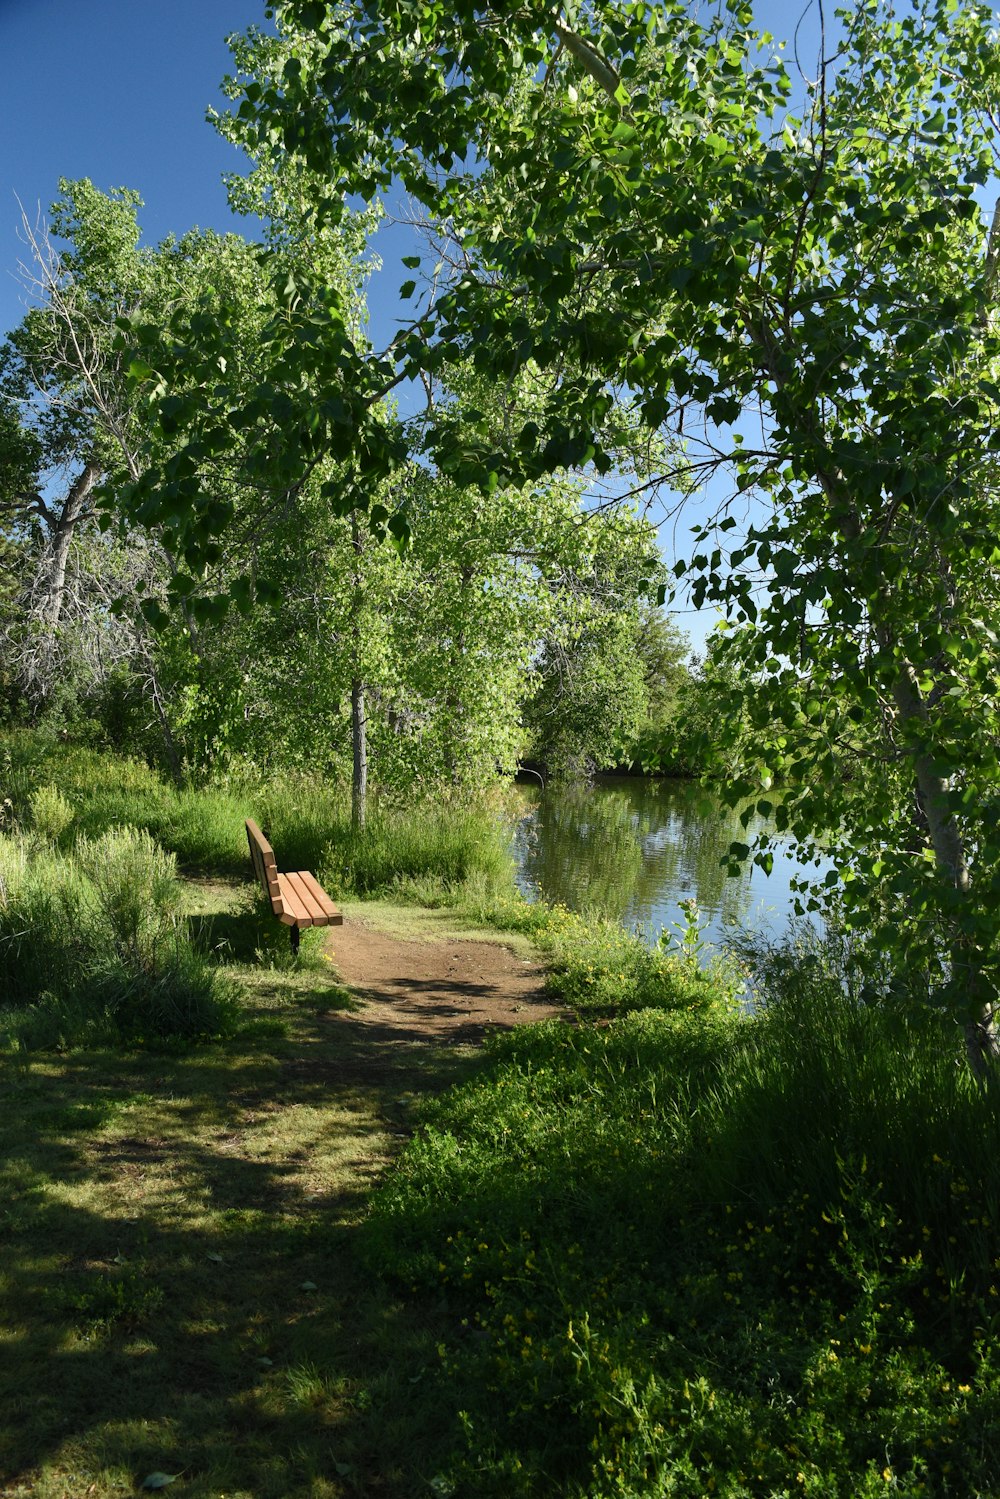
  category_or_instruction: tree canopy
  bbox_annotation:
[152,0,1000,1061]
[8,0,1000,1056]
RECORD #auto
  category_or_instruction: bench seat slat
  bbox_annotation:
[275,875,313,927]
[296,870,343,924]
[284,871,329,924]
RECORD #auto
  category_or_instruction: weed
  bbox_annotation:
[0,826,238,1048]
[28,784,74,844]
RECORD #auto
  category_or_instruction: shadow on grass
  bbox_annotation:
[0,1010,480,1498]
[185,905,269,966]
[7,996,1000,1497]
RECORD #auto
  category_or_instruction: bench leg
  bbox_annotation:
[290,924,300,955]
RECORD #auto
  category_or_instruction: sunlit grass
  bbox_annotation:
[3,728,515,897]
[0,877,468,1499]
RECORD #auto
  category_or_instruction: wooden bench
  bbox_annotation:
[246,818,343,952]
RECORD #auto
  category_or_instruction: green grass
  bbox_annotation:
[360,959,1000,1496]
[0,827,238,1049]
[3,728,514,895]
[7,734,1000,1496]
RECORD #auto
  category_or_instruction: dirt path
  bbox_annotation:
[322,910,565,1049]
[277,909,565,1105]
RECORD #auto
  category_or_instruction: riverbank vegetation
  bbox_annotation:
[366,990,1000,1497]
[1,740,999,1494]
[5,0,1000,1491]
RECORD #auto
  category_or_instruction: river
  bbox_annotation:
[510,776,826,956]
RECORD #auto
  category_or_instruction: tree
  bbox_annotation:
[0,182,180,752]
[176,0,1000,1069]
[113,17,675,812]
[523,508,666,779]
[0,177,347,771]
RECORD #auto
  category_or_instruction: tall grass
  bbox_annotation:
[0,827,238,1048]
[361,939,1000,1496]
[2,731,514,897]
[317,803,514,901]
[2,731,250,870]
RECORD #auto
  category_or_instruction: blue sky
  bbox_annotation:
[0,0,430,348]
[0,0,825,654]
[0,0,260,337]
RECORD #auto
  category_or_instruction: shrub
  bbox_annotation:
[28,784,74,843]
[0,826,238,1049]
[75,826,181,971]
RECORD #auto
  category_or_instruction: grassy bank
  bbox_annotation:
[359,982,1000,1497]
[2,729,514,896]
[4,735,1000,1495]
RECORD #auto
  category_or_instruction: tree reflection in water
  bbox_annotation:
[511,778,814,952]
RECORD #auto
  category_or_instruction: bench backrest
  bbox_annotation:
[246,819,280,910]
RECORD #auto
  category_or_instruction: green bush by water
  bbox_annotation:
[461,881,739,1016]
[362,935,1000,1497]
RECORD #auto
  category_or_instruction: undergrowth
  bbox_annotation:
[2,729,512,897]
[0,826,238,1049]
[362,973,1000,1496]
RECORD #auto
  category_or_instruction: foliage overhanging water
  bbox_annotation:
[511,777,828,955]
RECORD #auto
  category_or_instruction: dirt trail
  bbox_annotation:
[322,912,564,1050]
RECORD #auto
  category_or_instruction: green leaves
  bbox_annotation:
[65,0,1000,1031]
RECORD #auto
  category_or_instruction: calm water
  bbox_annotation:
[510,777,826,954]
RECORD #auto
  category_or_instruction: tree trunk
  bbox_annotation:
[350,511,368,831]
[146,654,184,789]
[789,422,997,1075]
[352,676,368,831]
[40,461,102,626]
[444,564,473,784]
[891,662,999,1078]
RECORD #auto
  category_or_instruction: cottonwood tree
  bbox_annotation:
[115,16,670,811]
[173,0,999,1070]
[0,183,183,751]
[0,173,374,776]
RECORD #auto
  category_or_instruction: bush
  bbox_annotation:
[462,884,739,1017]
[76,826,181,970]
[0,826,238,1049]
[28,784,74,843]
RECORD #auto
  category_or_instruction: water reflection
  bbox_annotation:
[511,777,815,951]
